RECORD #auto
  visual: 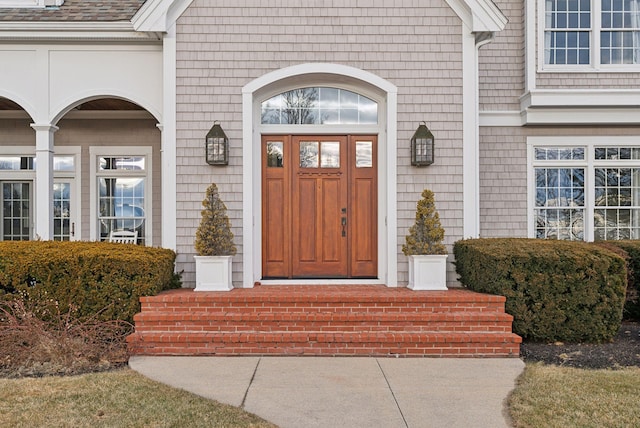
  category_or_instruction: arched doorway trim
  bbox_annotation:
[242,63,398,287]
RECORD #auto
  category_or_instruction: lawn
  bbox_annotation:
[2,363,639,427]
[509,364,640,428]
[0,369,276,428]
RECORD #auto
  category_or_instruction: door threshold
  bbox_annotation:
[258,279,386,286]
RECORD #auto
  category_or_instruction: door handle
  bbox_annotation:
[341,217,347,237]
[71,222,75,237]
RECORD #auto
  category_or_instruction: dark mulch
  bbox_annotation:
[520,321,640,369]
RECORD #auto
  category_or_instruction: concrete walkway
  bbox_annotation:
[129,356,524,428]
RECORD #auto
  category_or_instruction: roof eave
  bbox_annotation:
[0,21,161,41]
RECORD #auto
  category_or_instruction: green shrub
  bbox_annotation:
[454,238,626,342]
[0,241,180,323]
[595,241,640,320]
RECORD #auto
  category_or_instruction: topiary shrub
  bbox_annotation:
[194,183,237,256]
[454,238,626,343]
[402,189,447,256]
[0,241,179,323]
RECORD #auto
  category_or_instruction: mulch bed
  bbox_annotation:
[520,321,640,369]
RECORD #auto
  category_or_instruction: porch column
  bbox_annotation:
[31,123,57,241]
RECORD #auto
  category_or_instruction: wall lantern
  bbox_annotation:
[205,121,229,166]
[411,121,435,166]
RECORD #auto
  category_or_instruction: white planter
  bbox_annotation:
[407,254,448,291]
[194,255,233,291]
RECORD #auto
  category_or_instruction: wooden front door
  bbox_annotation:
[262,135,377,279]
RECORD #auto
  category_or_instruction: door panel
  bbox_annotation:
[262,135,377,279]
[349,136,378,277]
[292,136,348,277]
[262,136,290,278]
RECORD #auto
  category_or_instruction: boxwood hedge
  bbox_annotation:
[0,241,180,323]
[595,241,640,320]
[454,238,626,343]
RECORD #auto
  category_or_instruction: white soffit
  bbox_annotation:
[132,0,194,32]
[445,0,508,32]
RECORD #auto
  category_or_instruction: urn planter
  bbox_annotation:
[194,255,233,291]
[407,254,448,291]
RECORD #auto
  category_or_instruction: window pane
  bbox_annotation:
[53,156,74,172]
[99,156,145,171]
[266,142,284,168]
[98,177,145,244]
[356,141,373,168]
[320,142,340,168]
[53,182,71,241]
[299,142,319,168]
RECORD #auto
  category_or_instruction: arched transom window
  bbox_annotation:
[261,87,378,125]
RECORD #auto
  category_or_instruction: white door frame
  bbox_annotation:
[242,63,398,287]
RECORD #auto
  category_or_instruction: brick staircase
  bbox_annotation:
[127,285,521,357]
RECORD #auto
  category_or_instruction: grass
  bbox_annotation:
[509,364,640,428]
[0,369,276,428]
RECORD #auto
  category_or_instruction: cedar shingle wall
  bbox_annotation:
[478,0,525,112]
[176,0,464,286]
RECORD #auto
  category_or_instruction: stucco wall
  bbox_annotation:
[175,0,465,286]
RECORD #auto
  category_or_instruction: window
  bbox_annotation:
[90,148,151,245]
[543,0,640,68]
[261,87,378,125]
[530,138,640,241]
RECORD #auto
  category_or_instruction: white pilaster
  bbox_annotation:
[31,123,57,240]
[462,24,480,239]
[160,23,177,251]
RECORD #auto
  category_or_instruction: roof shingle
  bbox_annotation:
[0,0,147,22]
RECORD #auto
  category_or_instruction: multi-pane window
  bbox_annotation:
[2,182,31,241]
[261,87,378,125]
[601,0,640,64]
[532,142,640,241]
[96,156,147,245]
[544,0,592,65]
[544,0,640,66]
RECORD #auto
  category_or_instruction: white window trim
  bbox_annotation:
[537,0,640,72]
[89,146,152,245]
[528,135,640,241]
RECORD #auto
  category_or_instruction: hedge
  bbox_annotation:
[454,238,626,343]
[595,241,640,320]
[0,241,180,323]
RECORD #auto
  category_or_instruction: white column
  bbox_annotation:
[31,123,58,241]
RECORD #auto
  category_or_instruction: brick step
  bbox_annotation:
[126,331,522,357]
[133,311,514,333]
[140,289,506,313]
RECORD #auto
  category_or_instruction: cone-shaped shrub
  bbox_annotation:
[402,189,447,255]
[194,183,237,256]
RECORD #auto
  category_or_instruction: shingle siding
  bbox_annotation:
[176,0,464,286]
[478,0,525,112]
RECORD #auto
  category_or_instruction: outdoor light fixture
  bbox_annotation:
[411,121,435,166]
[205,121,229,165]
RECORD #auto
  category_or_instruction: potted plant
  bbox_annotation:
[194,183,237,291]
[402,189,448,290]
